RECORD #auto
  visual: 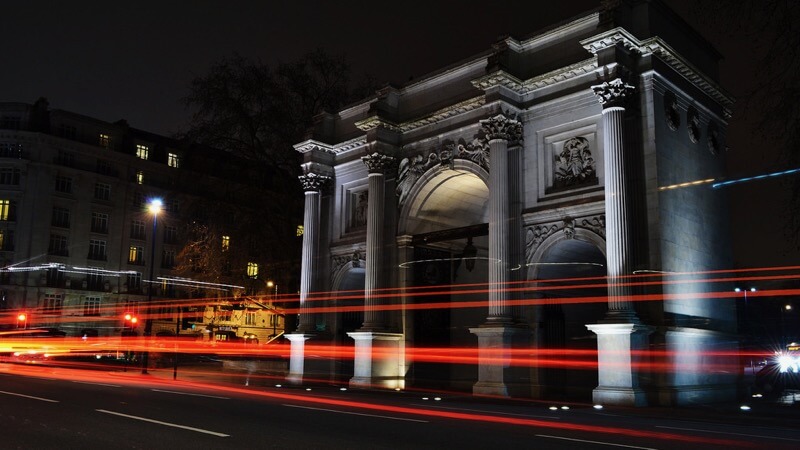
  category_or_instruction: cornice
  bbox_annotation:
[399,96,485,132]
[354,116,401,132]
[581,28,734,112]
[523,58,598,91]
[294,139,335,155]
[471,70,524,94]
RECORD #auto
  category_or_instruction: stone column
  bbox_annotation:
[469,113,529,397]
[348,152,404,389]
[586,78,651,406]
[286,171,330,384]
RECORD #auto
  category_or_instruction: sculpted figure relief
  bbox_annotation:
[554,136,596,188]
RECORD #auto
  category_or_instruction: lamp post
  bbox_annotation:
[141,198,162,374]
[781,303,793,348]
[734,287,756,337]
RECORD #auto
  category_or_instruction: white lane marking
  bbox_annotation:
[536,434,657,449]
[96,409,229,437]
[72,381,121,388]
[283,404,429,423]
[0,390,59,403]
[657,425,800,442]
[420,403,558,420]
[151,389,229,400]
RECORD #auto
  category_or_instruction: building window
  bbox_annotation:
[168,153,180,168]
[43,294,63,314]
[55,175,72,193]
[86,267,103,290]
[246,262,258,279]
[56,150,75,167]
[99,134,110,148]
[58,124,77,140]
[130,220,146,240]
[133,191,144,208]
[1,116,21,130]
[52,206,71,228]
[164,226,178,244]
[127,272,142,293]
[221,235,230,251]
[0,200,15,221]
[245,312,256,326]
[48,234,69,256]
[136,170,144,185]
[46,267,64,287]
[91,212,109,234]
[129,245,144,265]
[96,160,115,176]
[0,143,23,158]
[0,229,14,251]
[269,314,280,327]
[88,239,107,261]
[0,167,20,185]
[84,297,100,316]
[162,249,176,268]
[166,199,179,213]
[94,182,111,201]
[136,144,149,160]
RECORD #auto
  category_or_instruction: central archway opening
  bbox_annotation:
[402,167,489,391]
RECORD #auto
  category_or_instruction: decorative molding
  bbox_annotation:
[591,78,635,107]
[480,113,523,143]
[395,137,489,208]
[523,58,598,91]
[399,96,485,132]
[355,116,400,132]
[298,172,331,193]
[524,214,606,263]
[361,152,396,174]
[294,139,335,155]
[687,106,700,144]
[707,122,720,155]
[330,249,366,287]
[581,28,734,114]
[471,70,524,93]
[664,90,680,131]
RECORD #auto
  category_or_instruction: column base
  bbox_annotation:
[469,325,531,398]
[347,331,405,390]
[586,321,652,407]
[285,332,331,385]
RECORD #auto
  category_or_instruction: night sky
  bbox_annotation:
[1,0,794,268]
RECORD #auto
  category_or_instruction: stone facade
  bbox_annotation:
[288,0,736,406]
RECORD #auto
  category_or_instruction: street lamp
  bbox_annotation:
[141,198,162,374]
[781,303,793,348]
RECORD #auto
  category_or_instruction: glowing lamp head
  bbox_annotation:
[124,313,132,321]
[130,317,138,324]
[17,313,26,322]
[148,198,163,215]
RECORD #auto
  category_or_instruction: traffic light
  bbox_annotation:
[123,313,138,328]
[17,312,27,329]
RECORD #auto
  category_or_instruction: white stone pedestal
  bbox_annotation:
[347,331,405,390]
[469,326,531,397]
[586,322,652,406]
[286,333,314,385]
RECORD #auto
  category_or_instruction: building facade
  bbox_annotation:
[289,0,738,406]
[0,99,284,341]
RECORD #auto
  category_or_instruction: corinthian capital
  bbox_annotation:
[591,78,635,108]
[479,113,523,143]
[361,152,396,174]
[299,172,331,193]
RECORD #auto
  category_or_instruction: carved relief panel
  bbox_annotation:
[542,125,599,195]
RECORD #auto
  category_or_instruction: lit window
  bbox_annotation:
[129,246,144,264]
[136,170,144,185]
[222,235,230,251]
[0,200,8,221]
[296,225,304,237]
[136,144,149,160]
[247,262,258,278]
[168,153,180,168]
[99,134,110,148]
[0,229,13,251]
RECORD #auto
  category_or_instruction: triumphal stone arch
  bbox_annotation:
[288,0,737,406]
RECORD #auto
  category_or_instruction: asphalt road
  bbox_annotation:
[1,362,798,450]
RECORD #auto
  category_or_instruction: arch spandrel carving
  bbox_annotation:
[524,214,607,274]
